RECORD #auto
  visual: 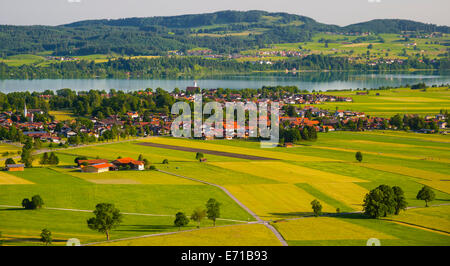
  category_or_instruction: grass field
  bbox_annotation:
[1,129,449,245]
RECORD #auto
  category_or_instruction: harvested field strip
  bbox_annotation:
[360,163,450,182]
[143,138,337,162]
[211,161,367,184]
[224,184,335,219]
[137,142,276,160]
[0,172,34,184]
[274,217,396,241]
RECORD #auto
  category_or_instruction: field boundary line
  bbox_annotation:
[0,204,249,223]
[157,169,289,246]
[382,219,450,236]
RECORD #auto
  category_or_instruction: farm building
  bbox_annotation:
[77,159,109,167]
[81,163,116,173]
[112,157,145,170]
[6,164,25,171]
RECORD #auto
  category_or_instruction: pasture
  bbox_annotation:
[1,129,449,245]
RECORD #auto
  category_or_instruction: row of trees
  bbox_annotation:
[85,198,221,241]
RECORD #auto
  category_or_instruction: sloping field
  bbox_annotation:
[56,168,199,185]
[0,172,34,184]
[224,184,335,219]
[310,182,368,211]
[382,206,450,234]
[419,180,450,194]
[59,144,193,163]
[210,161,366,184]
[360,164,450,182]
[275,217,396,241]
[96,224,282,246]
[308,145,445,161]
[137,142,276,160]
[142,138,338,162]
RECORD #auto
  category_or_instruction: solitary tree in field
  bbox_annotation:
[174,212,189,230]
[162,159,169,164]
[363,185,396,218]
[87,203,122,240]
[191,208,207,228]
[392,186,408,215]
[206,198,221,226]
[31,195,44,209]
[311,199,322,217]
[355,151,363,162]
[40,228,52,246]
[416,186,435,207]
[196,152,204,161]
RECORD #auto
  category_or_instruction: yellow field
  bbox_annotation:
[143,138,338,162]
[224,184,335,219]
[97,224,282,246]
[0,144,21,157]
[0,172,33,184]
[49,110,76,121]
[382,206,450,234]
[54,168,199,185]
[361,164,450,182]
[419,180,450,194]
[311,182,368,211]
[275,217,396,241]
[211,161,366,184]
[309,145,440,161]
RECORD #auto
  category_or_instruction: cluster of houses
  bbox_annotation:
[77,157,145,173]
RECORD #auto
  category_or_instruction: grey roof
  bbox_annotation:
[6,164,25,168]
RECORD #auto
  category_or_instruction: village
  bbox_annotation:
[0,84,448,160]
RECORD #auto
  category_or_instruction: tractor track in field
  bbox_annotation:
[157,169,289,246]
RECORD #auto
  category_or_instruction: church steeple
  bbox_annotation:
[24,102,28,118]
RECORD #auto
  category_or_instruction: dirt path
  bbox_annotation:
[157,169,289,246]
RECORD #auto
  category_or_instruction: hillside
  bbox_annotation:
[0,10,448,57]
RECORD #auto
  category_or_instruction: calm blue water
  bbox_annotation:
[0,72,449,92]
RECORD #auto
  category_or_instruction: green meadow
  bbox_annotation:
[0,130,449,245]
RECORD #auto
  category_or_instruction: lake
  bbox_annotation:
[0,71,449,92]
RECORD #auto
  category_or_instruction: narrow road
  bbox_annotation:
[157,169,289,246]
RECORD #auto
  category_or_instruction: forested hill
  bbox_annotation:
[0,10,448,56]
[344,19,450,34]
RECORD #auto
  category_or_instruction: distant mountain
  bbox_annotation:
[0,10,448,56]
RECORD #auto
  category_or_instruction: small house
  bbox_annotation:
[81,163,115,173]
[6,164,25,171]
